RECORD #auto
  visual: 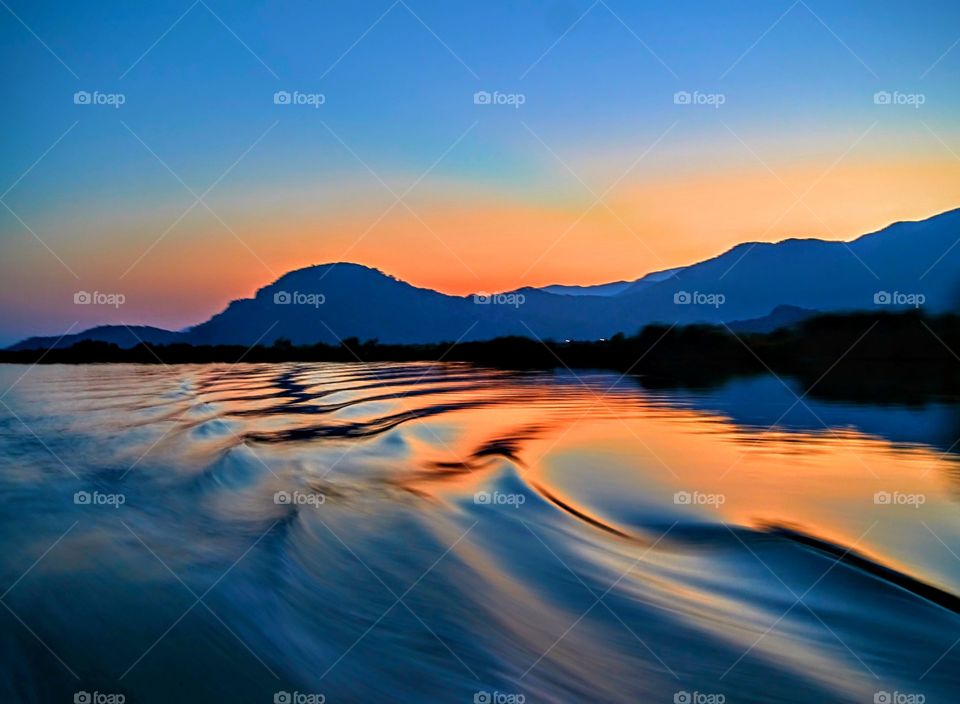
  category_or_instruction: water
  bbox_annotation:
[1,362,958,703]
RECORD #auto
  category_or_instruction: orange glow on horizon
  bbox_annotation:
[5,156,958,338]
[263,156,960,295]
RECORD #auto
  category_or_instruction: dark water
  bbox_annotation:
[1,363,959,704]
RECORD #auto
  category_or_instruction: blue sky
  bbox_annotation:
[1,0,959,344]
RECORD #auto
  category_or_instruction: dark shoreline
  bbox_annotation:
[3,311,959,404]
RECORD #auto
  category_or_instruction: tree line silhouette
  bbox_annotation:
[3,311,958,403]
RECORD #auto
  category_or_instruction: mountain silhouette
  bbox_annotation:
[613,207,960,325]
[9,208,960,350]
[727,305,820,333]
[9,325,181,352]
[539,267,684,297]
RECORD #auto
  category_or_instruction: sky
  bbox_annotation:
[1,0,960,345]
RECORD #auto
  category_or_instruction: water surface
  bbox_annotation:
[1,363,959,703]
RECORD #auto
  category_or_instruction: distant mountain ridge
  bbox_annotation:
[10,325,182,353]
[539,267,684,297]
[9,208,960,351]
[727,305,820,334]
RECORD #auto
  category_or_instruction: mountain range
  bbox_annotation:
[10,208,960,351]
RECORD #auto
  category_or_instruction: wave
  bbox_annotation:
[1,362,958,703]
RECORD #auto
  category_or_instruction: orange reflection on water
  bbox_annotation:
[384,377,959,591]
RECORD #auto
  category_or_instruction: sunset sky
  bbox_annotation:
[2,0,959,344]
